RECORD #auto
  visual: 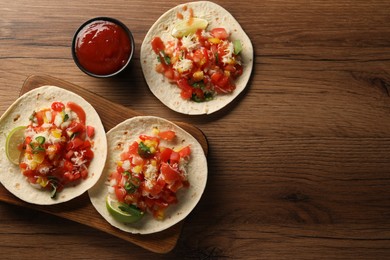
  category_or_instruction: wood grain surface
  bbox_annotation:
[1,0,390,259]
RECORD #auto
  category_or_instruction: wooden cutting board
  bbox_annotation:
[0,75,208,254]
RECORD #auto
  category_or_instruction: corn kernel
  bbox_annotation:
[151,159,157,166]
[133,165,142,174]
[51,129,62,138]
[33,153,45,164]
[193,71,204,81]
[208,38,220,44]
[30,161,37,170]
[117,161,123,167]
[36,176,48,187]
[224,70,231,77]
[155,209,164,220]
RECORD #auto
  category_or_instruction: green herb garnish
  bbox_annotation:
[124,177,140,193]
[35,136,45,145]
[138,142,153,159]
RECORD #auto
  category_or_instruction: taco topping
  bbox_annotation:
[108,127,191,220]
[18,101,95,198]
[151,8,243,102]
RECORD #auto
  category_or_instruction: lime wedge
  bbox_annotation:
[6,126,26,165]
[106,195,144,223]
[172,18,208,38]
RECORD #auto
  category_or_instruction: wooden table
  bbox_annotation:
[1,0,390,258]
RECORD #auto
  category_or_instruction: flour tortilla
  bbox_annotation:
[0,86,107,205]
[140,1,254,115]
[88,116,208,234]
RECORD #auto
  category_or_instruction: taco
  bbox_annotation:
[88,116,207,234]
[0,86,107,205]
[140,1,253,115]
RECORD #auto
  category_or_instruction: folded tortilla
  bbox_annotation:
[140,1,254,115]
[88,116,208,234]
[0,86,107,205]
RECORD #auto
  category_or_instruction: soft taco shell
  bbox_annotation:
[88,116,208,234]
[140,1,254,115]
[0,86,107,205]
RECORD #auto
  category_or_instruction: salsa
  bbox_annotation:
[19,101,95,198]
[108,127,191,220]
[74,19,132,76]
[151,25,243,102]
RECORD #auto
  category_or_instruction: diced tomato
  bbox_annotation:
[86,125,95,138]
[169,151,180,165]
[211,71,223,84]
[193,88,205,100]
[164,68,175,80]
[65,150,74,160]
[63,160,74,171]
[115,186,127,202]
[211,28,229,40]
[124,193,140,204]
[22,169,34,178]
[35,111,45,126]
[67,102,86,124]
[63,171,74,182]
[19,162,28,169]
[234,64,243,78]
[132,154,145,166]
[224,65,236,73]
[120,152,131,161]
[81,140,91,149]
[84,148,94,160]
[149,178,166,196]
[67,121,85,136]
[158,130,176,141]
[51,102,65,112]
[73,172,81,180]
[176,78,193,100]
[168,180,183,193]
[178,145,191,158]
[128,141,139,155]
[151,37,165,54]
[159,147,173,163]
[155,63,165,73]
[80,169,88,179]
[67,137,84,150]
[160,163,181,184]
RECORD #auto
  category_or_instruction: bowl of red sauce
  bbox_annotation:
[72,17,134,77]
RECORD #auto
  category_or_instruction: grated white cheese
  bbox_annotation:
[144,164,157,180]
[179,158,189,178]
[221,41,234,64]
[122,160,131,171]
[181,34,200,52]
[173,58,193,73]
[71,151,87,167]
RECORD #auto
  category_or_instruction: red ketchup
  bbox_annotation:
[74,20,132,76]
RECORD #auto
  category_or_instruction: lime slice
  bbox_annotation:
[6,126,26,165]
[171,18,208,38]
[106,195,144,223]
